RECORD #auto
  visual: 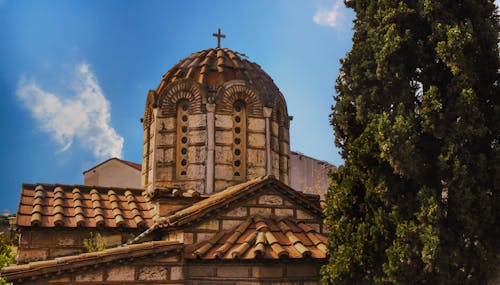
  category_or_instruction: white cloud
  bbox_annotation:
[313,0,346,29]
[17,63,124,159]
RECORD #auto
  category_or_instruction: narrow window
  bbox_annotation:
[232,101,246,179]
[176,99,189,179]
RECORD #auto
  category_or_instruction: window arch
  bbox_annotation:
[232,100,247,179]
[176,99,189,179]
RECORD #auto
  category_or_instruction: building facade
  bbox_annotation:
[3,43,330,284]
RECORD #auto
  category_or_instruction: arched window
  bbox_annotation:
[232,100,247,179]
[176,99,189,179]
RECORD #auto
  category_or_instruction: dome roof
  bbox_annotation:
[155,48,284,107]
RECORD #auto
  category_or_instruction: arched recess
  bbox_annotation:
[271,94,290,183]
[175,99,190,179]
[232,100,247,180]
[215,82,263,117]
[157,79,204,117]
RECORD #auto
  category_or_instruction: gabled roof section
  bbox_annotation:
[185,216,328,260]
[1,241,182,282]
[82,157,142,174]
[158,176,323,229]
[17,183,153,228]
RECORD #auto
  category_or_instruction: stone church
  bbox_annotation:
[2,33,331,284]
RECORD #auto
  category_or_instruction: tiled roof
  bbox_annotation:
[17,183,153,228]
[1,241,182,282]
[156,48,284,104]
[82,157,141,173]
[158,176,323,228]
[185,216,328,260]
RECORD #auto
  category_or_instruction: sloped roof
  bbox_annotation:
[158,176,323,229]
[185,216,328,260]
[82,157,142,174]
[1,241,182,282]
[17,183,153,228]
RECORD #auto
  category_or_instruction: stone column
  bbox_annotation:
[263,107,273,176]
[150,108,159,192]
[206,103,216,194]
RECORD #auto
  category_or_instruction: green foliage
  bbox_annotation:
[83,232,107,252]
[0,234,15,285]
[323,0,499,284]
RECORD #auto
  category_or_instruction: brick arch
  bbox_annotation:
[216,83,263,117]
[157,80,204,117]
[272,93,289,124]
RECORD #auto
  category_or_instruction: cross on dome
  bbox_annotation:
[212,28,226,48]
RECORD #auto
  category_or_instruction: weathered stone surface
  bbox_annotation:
[248,118,265,132]
[189,114,207,128]
[248,133,265,148]
[275,208,294,218]
[252,265,283,278]
[17,249,48,261]
[222,219,243,230]
[50,248,81,257]
[197,219,220,231]
[215,180,232,192]
[158,133,175,146]
[215,130,233,144]
[247,149,265,167]
[183,232,194,244]
[249,207,272,216]
[171,266,183,280]
[217,266,250,278]
[188,146,206,163]
[215,114,233,129]
[215,146,232,164]
[48,276,71,283]
[189,130,207,145]
[225,207,247,217]
[215,164,233,180]
[196,232,215,242]
[157,147,174,164]
[296,209,314,220]
[187,164,205,180]
[258,194,283,206]
[271,122,279,136]
[107,266,135,281]
[189,265,216,277]
[101,234,122,246]
[158,118,176,131]
[156,166,174,181]
[247,166,266,178]
[56,234,76,246]
[76,271,103,282]
[286,264,319,277]
[138,265,168,280]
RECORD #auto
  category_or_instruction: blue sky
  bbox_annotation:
[0,0,355,212]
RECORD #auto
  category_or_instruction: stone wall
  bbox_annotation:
[20,256,324,284]
[162,189,325,245]
[17,228,141,263]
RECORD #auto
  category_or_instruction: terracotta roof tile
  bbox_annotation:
[1,241,182,282]
[17,183,153,228]
[186,216,327,260]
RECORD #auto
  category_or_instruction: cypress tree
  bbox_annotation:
[323,0,499,284]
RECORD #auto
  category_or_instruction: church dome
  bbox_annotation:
[155,48,283,107]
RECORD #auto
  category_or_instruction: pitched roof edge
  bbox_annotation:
[82,157,142,174]
[1,241,182,282]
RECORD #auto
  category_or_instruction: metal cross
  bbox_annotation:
[212,28,226,48]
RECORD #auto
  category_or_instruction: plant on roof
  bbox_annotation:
[83,232,107,253]
[0,233,15,285]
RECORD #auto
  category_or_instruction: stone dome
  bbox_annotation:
[142,47,291,196]
[155,48,285,108]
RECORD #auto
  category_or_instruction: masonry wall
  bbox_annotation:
[19,257,324,284]
[162,188,325,245]
[17,228,142,263]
